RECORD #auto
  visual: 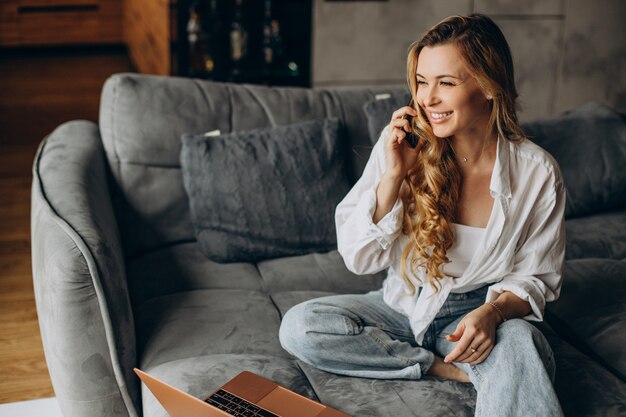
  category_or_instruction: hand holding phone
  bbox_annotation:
[403,99,420,148]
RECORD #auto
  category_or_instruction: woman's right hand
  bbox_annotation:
[383,105,424,179]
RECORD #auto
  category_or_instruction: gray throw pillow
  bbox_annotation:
[180,118,351,263]
[363,92,411,143]
[521,102,626,219]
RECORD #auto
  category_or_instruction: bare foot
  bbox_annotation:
[426,356,471,383]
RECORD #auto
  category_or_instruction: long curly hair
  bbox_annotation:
[399,14,526,295]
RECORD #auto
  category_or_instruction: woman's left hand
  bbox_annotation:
[443,304,500,365]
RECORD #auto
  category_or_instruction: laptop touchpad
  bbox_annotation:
[257,386,325,417]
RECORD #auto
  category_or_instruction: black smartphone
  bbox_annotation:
[403,98,420,148]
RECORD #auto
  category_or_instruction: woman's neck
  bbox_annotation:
[449,130,498,174]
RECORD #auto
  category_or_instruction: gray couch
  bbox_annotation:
[31,73,626,417]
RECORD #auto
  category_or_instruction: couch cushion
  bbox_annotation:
[546,259,626,381]
[565,210,626,260]
[126,242,263,308]
[99,73,405,257]
[271,291,339,317]
[535,321,626,417]
[257,250,386,294]
[362,92,411,144]
[135,289,289,370]
[298,361,476,417]
[522,102,626,219]
[180,118,351,263]
[141,355,318,417]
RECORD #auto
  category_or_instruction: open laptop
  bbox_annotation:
[134,368,351,417]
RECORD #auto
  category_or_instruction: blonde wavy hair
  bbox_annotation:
[400,14,527,294]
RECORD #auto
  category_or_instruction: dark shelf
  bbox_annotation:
[175,0,311,87]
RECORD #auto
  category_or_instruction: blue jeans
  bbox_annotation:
[279,286,564,417]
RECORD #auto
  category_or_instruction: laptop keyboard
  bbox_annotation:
[205,389,279,417]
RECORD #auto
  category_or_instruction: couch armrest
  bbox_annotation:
[31,121,139,417]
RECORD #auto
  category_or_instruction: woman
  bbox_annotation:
[280,14,565,416]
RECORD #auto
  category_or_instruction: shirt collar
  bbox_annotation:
[489,135,512,199]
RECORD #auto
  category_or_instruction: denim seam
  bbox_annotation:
[367,329,418,367]
[470,364,484,384]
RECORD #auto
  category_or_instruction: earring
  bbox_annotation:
[487,94,493,100]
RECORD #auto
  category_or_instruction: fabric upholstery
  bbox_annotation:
[298,361,477,417]
[180,118,351,263]
[257,250,386,294]
[362,92,411,144]
[31,120,138,417]
[564,210,626,260]
[126,242,263,308]
[535,321,626,417]
[546,259,626,381]
[522,102,626,218]
[135,289,290,370]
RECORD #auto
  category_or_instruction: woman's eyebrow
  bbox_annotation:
[416,73,462,79]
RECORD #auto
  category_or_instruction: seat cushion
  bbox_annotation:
[135,289,289,370]
[142,354,318,417]
[300,361,477,417]
[565,210,626,260]
[257,250,386,294]
[546,259,626,381]
[126,242,263,307]
[534,321,626,417]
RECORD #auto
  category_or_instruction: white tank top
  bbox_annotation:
[441,223,486,278]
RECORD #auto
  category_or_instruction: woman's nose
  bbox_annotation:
[423,86,440,107]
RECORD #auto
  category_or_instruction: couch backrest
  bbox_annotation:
[99,73,406,258]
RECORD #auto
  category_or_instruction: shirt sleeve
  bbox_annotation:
[335,127,405,275]
[487,174,566,322]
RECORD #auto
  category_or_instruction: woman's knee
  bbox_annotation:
[279,300,358,359]
[498,319,548,349]
[496,319,555,375]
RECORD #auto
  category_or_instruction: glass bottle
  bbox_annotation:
[230,0,248,77]
[262,0,273,74]
[186,1,203,76]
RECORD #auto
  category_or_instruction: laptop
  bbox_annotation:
[134,368,351,417]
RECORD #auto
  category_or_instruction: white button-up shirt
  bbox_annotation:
[335,129,566,344]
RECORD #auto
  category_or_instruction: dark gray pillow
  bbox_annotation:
[521,102,626,219]
[180,118,351,263]
[362,92,411,144]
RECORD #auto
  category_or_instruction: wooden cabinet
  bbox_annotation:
[123,0,174,76]
[0,0,122,46]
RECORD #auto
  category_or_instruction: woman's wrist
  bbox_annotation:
[484,301,507,325]
[484,291,532,325]
[480,303,504,326]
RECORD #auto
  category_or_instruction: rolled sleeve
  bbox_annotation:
[487,274,558,321]
[335,128,405,274]
[355,188,404,250]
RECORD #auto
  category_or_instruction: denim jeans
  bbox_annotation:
[279,286,564,417]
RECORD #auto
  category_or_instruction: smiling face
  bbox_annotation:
[415,43,492,141]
